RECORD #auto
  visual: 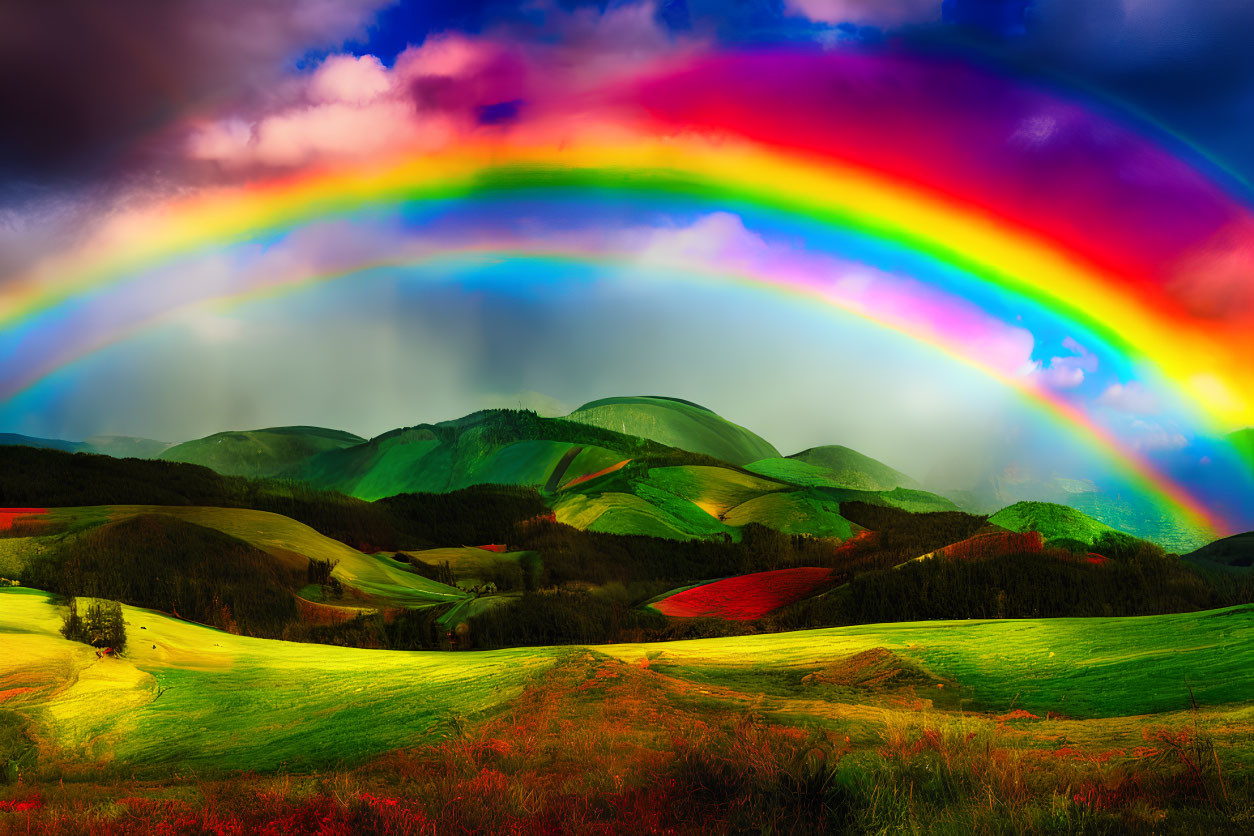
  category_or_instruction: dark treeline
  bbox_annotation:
[378,486,549,549]
[22,514,301,638]
[462,589,761,649]
[772,531,1254,630]
[509,520,835,587]
[279,606,453,650]
[0,446,397,549]
[830,502,989,579]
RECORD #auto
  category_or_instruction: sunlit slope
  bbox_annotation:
[158,426,364,478]
[720,490,856,538]
[566,397,779,465]
[989,501,1116,546]
[50,506,465,608]
[0,588,556,773]
[5,588,1254,777]
[553,491,723,540]
[782,445,919,491]
[601,605,1254,718]
[553,463,952,541]
[291,411,642,501]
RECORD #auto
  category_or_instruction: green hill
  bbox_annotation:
[783,445,918,491]
[291,410,662,501]
[988,501,1116,546]
[158,426,365,478]
[566,396,779,465]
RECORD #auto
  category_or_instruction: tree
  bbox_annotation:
[60,597,127,652]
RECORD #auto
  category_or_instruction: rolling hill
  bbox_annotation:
[565,396,779,465]
[290,411,648,501]
[988,501,1115,546]
[3,505,465,610]
[158,426,365,478]
[4,586,1254,779]
[779,445,919,491]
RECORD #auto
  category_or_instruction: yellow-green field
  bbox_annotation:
[5,586,1254,776]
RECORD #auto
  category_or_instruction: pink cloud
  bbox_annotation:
[1034,338,1098,389]
[311,54,392,103]
[785,0,940,26]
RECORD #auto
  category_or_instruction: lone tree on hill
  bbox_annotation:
[60,597,127,654]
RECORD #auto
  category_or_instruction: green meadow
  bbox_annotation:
[5,586,1253,776]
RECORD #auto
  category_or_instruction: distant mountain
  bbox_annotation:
[82,435,173,459]
[0,433,84,454]
[988,501,1116,546]
[159,426,365,478]
[938,473,1210,553]
[773,445,919,492]
[565,396,779,466]
[0,432,170,458]
[1183,532,1254,573]
[289,408,945,543]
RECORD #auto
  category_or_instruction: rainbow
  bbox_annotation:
[3,50,1252,536]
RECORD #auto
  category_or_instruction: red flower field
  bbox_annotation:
[651,566,835,620]
[0,508,45,532]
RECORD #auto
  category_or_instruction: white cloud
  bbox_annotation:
[1130,419,1188,451]
[1097,381,1160,414]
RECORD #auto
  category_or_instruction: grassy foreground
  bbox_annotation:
[3,588,1254,832]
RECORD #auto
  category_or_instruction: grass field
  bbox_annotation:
[720,489,857,538]
[643,465,784,519]
[4,588,1254,831]
[552,491,714,540]
[0,587,554,774]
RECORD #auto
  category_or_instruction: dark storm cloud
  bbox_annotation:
[0,0,389,192]
[1018,1,1254,178]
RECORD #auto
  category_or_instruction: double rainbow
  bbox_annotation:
[3,50,1252,536]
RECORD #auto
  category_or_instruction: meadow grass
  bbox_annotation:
[0,588,557,775]
[2,641,1250,833]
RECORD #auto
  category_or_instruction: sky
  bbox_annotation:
[1,1,1253,532]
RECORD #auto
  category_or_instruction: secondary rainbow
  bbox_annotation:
[2,136,1250,535]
